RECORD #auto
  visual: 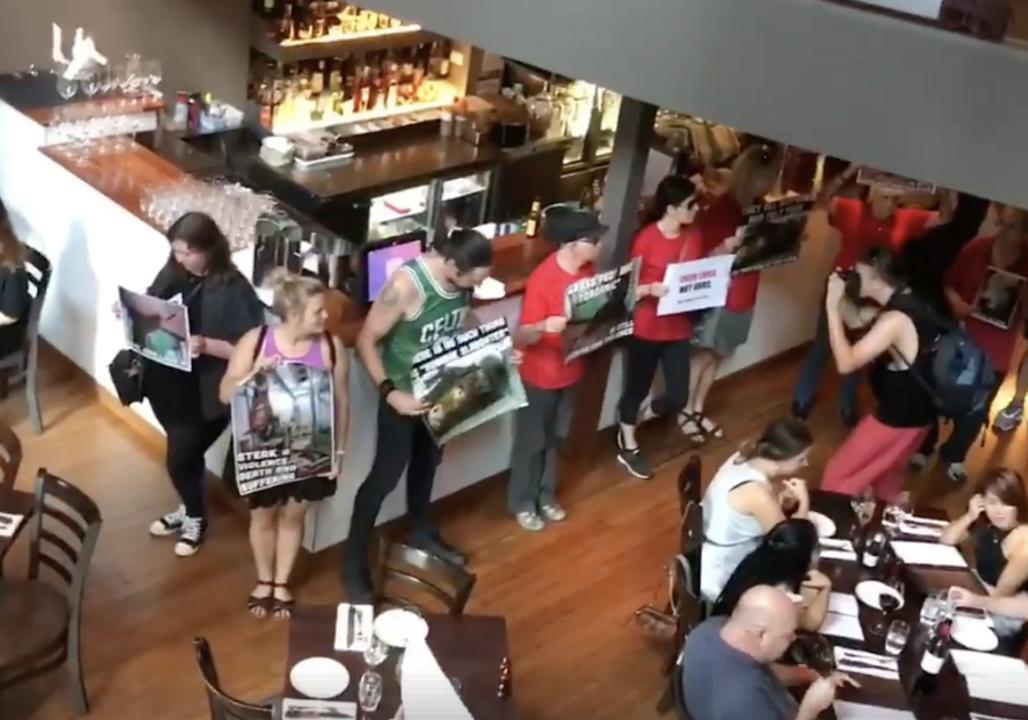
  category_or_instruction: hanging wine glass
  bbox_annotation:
[55,74,78,102]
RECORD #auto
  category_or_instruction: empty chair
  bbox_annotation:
[0,420,22,493]
[0,247,51,434]
[0,470,102,715]
[193,638,274,720]
[677,455,701,516]
[377,540,476,616]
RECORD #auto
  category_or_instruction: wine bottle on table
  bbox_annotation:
[913,619,952,696]
[526,199,542,238]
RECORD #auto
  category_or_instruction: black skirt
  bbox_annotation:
[244,475,337,509]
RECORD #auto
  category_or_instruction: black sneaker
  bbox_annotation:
[174,516,207,557]
[618,447,654,480]
[790,400,811,421]
[411,532,469,567]
[149,505,186,537]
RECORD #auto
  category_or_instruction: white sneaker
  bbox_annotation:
[174,516,207,557]
[908,453,929,471]
[540,503,567,522]
[947,462,968,483]
[515,512,545,532]
[149,505,186,537]
[994,404,1024,433]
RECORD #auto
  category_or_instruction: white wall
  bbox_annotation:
[365,0,1028,210]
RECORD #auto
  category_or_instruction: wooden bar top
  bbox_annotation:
[38,141,548,346]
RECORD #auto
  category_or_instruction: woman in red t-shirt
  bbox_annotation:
[616,175,704,479]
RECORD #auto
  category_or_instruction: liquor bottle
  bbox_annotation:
[399,49,415,104]
[438,40,452,77]
[311,59,326,96]
[295,0,312,40]
[278,2,296,42]
[526,199,542,238]
[861,528,886,569]
[312,1,327,38]
[913,619,952,696]
[351,57,364,113]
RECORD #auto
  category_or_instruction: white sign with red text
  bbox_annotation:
[657,255,736,317]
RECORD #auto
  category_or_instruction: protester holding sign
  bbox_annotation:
[509,206,604,531]
[130,213,264,558]
[343,229,492,603]
[687,143,784,441]
[220,270,348,618]
[916,206,1028,479]
[616,175,705,480]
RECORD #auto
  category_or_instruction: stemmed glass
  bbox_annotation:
[869,576,904,637]
[55,74,78,102]
[144,59,163,97]
[363,635,389,668]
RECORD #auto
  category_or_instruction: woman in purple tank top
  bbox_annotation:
[221,270,350,618]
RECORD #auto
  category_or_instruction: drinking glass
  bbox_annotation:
[55,74,78,101]
[124,54,144,95]
[145,59,163,97]
[79,71,100,100]
[358,671,383,713]
[919,590,952,627]
[363,635,389,668]
[885,619,911,656]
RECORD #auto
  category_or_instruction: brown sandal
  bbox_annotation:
[247,580,273,617]
[270,582,295,619]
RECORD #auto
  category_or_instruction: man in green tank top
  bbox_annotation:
[343,229,493,603]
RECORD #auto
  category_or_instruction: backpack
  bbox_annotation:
[893,296,996,420]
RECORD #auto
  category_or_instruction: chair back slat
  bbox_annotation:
[379,542,476,616]
[23,247,51,344]
[41,504,88,542]
[0,422,22,492]
[677,455,702,517]
[193,638,274,720]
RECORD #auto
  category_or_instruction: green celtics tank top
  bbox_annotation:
[382,257,469,392]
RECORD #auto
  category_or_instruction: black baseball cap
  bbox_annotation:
[543,204,608,245]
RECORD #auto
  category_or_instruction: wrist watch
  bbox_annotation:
[378,378,396,400]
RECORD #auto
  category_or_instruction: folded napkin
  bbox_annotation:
[898,518,945,539]
[820,611,865,642]
[834,647,900,681]
[952,650,1028,706]
[333,603,374,653]
[828,592,860,617]
[820,547,858,562]
[401,636,474,720]
[890,541,967,568]
[834,700,914,719]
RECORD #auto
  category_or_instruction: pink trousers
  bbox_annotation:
[821,415,928,501]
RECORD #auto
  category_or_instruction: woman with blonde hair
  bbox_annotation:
[0,198,31,356]
[700,416,813,602]
[221,270,349,618]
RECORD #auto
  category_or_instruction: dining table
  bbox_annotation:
[278,604,516,720]
[810,489,1028,720]
[0,488,33,567]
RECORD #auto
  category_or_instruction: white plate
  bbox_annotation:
[952,616,999,652]
[809,511,837,539]
[855,580,905,611]
[289,657,350,700]
[374,608,429,648]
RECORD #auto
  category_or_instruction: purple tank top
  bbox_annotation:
[262,328,327,369]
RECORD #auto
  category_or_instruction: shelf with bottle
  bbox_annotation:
[251,44,459,135]
[251,2,439,63]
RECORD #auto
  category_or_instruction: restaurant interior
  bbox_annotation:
[2,0,1028,719]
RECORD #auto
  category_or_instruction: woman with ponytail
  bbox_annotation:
[615,175,705,480]
[220,269,349,618]
[699,417,813,602]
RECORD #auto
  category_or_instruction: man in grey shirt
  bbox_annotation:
[682,585,857,720]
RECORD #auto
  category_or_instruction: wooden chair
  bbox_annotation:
[377,540,477,616]
[0,421,22,494]
[677,455,701,517]
[0,470,101,715]
[669,648,693,720]
[193,638,274,720]
[678,500,703,598]
[0,247,51,434]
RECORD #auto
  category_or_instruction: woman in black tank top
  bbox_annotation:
[819,247,937,501]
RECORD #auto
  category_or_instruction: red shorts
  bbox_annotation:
[821,415,928,501]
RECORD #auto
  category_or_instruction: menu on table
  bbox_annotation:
[0,511,24,538]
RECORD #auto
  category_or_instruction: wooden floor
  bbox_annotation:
[3,346,1027,720]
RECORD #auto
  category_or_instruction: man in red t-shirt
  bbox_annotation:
[509,206,604,532]
[792,169,935,427]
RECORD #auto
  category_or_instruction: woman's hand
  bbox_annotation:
[387,390,429,416]
[541,316,568,334]
[724,227,745,253]
[803,569,832,592]
[967,493,986,519]
[255,353,281,373]
[189,335,207,358]
[510,349,524,367]
[650,283,669,299]
[825,273,846,310]
[948,586,985,608]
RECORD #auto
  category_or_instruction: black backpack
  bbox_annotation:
[892,296,996,420]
